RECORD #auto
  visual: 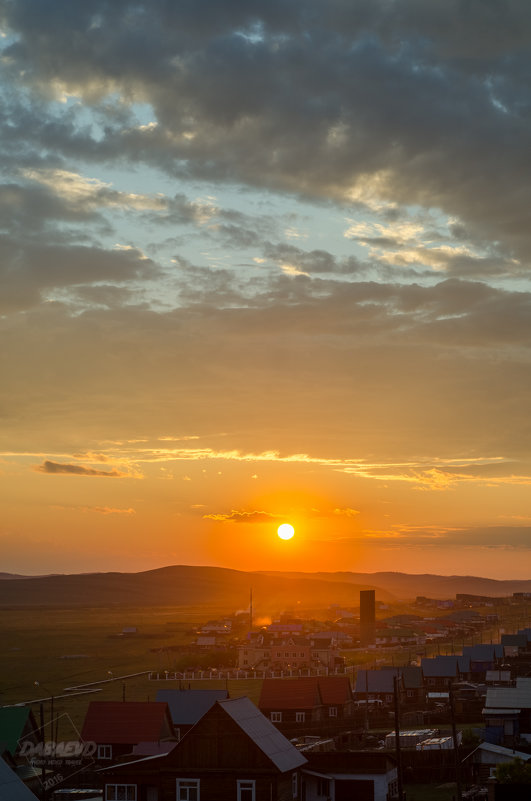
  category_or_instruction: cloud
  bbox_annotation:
[203,509,278,524]
[35,460,126,477]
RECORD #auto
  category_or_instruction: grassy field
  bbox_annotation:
[0,604,263,731]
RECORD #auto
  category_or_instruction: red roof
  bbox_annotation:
[317,676,352,705]
[259,678,322,710]
[259,676,352,710]
[81,701,173,745]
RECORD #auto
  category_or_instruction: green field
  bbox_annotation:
[0,605,263,731]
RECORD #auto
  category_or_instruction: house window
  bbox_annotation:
[285,652,290,657]
[300,652,305,657]
[98,744,112,760]
[276,652,282,657]
[428,678,435,685]
[292,773,298,797]
[328,706,337,717]
[237,779,255,801]
[105,786,136,801]
[386,694,393,703]
[243,659,248,665]
[407,690,414,698]
[296,712,305,723]
[271,711,282,722]
[317,778,330,796]
[176,779,200,800]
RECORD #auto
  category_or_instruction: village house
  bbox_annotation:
[100,696,307,801]
[301,751,398,801]
[421,655,471,693]
[258,676,354,727]
[483,677,531,748]
[238,633,343,673]
[80,701,175,765]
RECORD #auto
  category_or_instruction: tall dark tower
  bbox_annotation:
[360,589,375,645]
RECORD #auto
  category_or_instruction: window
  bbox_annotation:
[243,659,248,665]
[271,711,282,722]
[292,773,298,798]
[105,786,136,801]
[328,706,337,717]
[317,778,330,796]
[407,689,414,698]
[386,694,393,703]
[98,745,112,760]
[176,779,200,801]
[295,711,305,723]
[237,779,255,801]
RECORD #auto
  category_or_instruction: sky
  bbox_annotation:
[1,1,531,579]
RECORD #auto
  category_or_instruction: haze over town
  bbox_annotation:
[1,2,531,580]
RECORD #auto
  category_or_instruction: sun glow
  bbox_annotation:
[277,523,295,540]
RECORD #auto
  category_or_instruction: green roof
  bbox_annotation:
[0,708,32,756]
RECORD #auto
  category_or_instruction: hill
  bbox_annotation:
[257,570,531,599]
[0,565,391,611]
[0,565,529,610]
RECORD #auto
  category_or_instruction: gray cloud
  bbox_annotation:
[35,460,125,477]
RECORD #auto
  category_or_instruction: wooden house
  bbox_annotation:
[100,696,307,801]
[80,701,174,764]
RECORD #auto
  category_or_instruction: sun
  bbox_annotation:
[277,523,295,540]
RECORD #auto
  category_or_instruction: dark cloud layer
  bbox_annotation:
[3,1,531,260]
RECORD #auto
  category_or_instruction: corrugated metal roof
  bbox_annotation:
[0,757,40,800]
[354,670,394,694]
[475,742,531,761]
[81,701,172,744]
[155,689,228,725]
[219,697,307,773]
[421,655,470,678]
[485,685,531,710]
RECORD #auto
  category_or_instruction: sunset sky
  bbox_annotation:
[2,1,531,579]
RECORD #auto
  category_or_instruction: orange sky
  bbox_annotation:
[1,3,531,580]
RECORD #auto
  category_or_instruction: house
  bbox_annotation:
[100,696,307,801]
[463,644,504,680]
[301,751,398,801]
[354,669,396,706]
[258,676,353,727]
[0,707,40,760]
[421,655,471,693]
[467,741,531,784]
[80,701,174,764]
[258,677,324,725]
[155,688,228,739]
[238,632,343,673]
[483,677,531,747]
[379,666,426,707]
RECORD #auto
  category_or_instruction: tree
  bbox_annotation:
[495,757,531,784]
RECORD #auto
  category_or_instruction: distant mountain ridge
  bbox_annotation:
[0,565,529,609]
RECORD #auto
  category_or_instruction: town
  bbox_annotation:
[2,590,531,801]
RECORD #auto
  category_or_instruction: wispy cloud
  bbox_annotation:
[34,460,127,478]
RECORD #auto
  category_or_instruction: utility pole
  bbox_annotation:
[448,686,463,801]
[393,674,404,801]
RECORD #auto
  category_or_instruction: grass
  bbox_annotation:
[0,605,263,731]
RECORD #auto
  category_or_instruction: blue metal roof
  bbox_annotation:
[155,688,228,725]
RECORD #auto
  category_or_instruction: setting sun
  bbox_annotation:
[277,523,295,540]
